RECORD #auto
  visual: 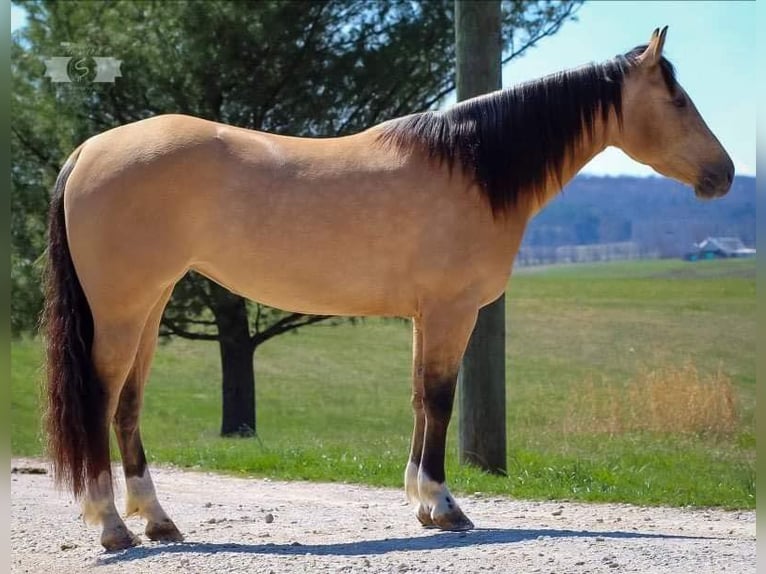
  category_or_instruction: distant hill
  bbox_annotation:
[524,175,755,258]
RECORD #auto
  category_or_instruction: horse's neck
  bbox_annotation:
[525,113,613,216]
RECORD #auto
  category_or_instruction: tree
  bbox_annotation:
[12,0,582,436]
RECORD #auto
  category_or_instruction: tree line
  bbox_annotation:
[525,174,755,258]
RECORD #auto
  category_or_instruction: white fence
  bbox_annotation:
[515,241,658,267]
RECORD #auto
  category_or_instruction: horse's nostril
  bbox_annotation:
[726,170,733,184]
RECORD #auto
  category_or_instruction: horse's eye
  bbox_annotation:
[673,95,687,108]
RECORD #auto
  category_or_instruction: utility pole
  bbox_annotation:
[455,0,507,475]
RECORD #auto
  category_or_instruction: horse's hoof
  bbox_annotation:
[101,527,141,551]
[432,508,474,532]
[145,518,184,542]
[416,503,437,528]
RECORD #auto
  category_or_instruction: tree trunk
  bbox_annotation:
[211,287,256,437]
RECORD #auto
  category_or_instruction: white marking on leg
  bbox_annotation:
[82,470,120,526]
[82,470,140,548]
[404,461,420,504]
[126,468,171,524]
[417,469,459,517]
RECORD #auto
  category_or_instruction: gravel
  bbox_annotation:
[11,458,755,573]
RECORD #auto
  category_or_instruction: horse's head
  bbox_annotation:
[617,27,734,199]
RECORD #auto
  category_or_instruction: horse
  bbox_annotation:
[43,27,733,551]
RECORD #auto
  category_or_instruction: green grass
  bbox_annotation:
[11,258,755,509]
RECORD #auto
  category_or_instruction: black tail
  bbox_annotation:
[42,147,109,497]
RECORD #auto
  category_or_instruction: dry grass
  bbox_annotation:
[564,361,739,436]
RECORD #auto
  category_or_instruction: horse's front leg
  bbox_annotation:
[404,318,432,525]
[408,302,478,531]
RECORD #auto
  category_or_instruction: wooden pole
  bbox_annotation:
[455,0,506,475]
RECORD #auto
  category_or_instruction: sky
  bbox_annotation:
[12,1,755,177]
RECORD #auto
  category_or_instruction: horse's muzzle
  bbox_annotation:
[694,158,735,199]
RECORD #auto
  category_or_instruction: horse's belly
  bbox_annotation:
[192,253,420,317]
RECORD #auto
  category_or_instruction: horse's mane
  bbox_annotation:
[377,45,678,216]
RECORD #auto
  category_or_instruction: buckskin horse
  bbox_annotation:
[43,28,733,550]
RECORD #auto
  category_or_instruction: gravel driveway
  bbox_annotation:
[11,458,755,574]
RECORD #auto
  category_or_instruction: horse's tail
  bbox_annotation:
[42,145,106,498]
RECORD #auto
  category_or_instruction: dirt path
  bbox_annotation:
[11,458,755,574]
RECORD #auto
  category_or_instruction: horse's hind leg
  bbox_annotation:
[414,301,478,531]
[82,314,150,550]
[114,286,183,542]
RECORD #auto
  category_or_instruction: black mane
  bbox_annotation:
[378,45,677,216]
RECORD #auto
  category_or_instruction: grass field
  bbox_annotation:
[11,258,755,509]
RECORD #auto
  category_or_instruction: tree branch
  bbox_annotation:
[420,2,583,110]
[503,3,581,65]
[11,125,61,174]
[182,318,217,326]
[160,316,219,341]
[419,80,457,111]
[251,2,328,130]
[252,313,332,346]
[191,274,216,309]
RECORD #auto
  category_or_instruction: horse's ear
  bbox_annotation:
[639,25,668,67]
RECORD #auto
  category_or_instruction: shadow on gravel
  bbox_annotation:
[97,527,718,565]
